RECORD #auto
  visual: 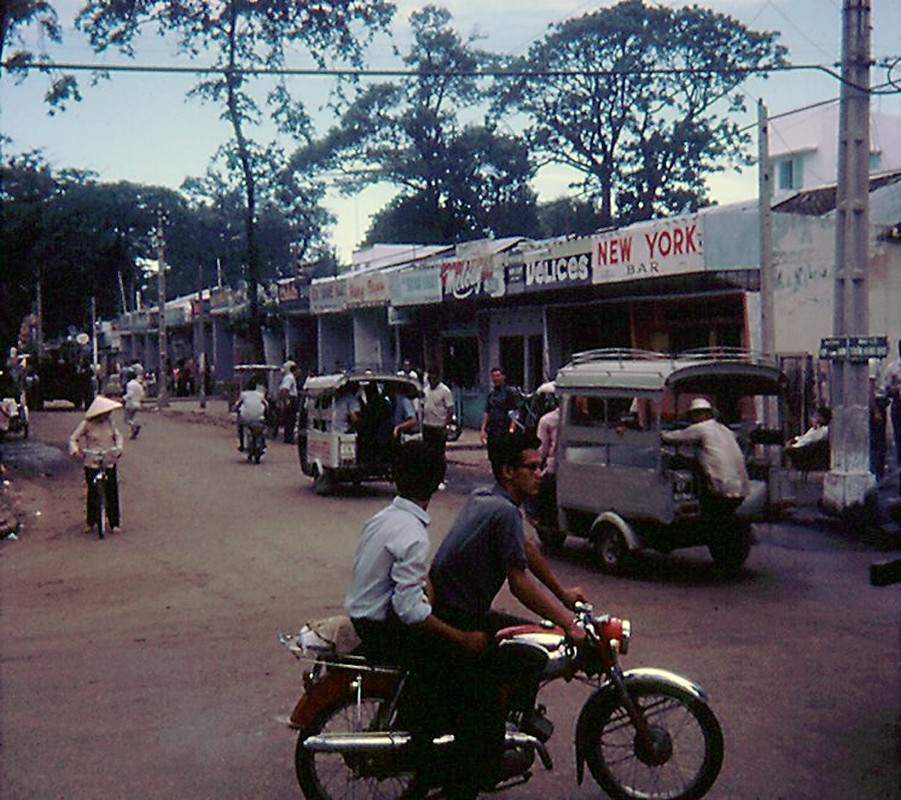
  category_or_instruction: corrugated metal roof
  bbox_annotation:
[773,169,901,216]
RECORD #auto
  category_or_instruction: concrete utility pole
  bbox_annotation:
[156,211,170,410]
[758,99,776,427]
[197,264,207,410]
[823,0,873,513]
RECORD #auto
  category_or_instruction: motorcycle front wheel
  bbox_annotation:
[582,680,724,800]
[295,691,414,800]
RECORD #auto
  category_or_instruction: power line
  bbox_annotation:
[0,58,858,83]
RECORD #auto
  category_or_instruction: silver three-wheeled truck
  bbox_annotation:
[537,349,795,573]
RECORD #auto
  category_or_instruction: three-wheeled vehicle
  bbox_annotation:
[297,370,421,495]
[537,348,794,573]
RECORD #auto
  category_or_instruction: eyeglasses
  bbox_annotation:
[519,461,542,472]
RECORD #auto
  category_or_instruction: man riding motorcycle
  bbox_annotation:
[428,430,587,798]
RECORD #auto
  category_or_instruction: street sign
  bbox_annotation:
[819,335,888,361]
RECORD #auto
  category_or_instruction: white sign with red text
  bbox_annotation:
[592,216,703,284]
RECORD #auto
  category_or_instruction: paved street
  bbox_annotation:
[0,405,898,799]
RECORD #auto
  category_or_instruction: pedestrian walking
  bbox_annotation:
[479,367,521,462]
[123,365,145,440]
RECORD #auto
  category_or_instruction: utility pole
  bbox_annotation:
[822,0,873,513]
[758,99,776,426]
[197,264,207,410]
[156,211,169,410]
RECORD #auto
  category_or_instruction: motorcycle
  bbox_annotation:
[246,422,266,464]
[278,602,724,800]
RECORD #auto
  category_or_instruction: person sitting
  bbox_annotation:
[233,380,268,452]
[785,405,831,473]
[345,440,488,798]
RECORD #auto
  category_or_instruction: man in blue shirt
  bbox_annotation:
[429,431,586,797]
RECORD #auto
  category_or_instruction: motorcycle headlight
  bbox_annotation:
[599,617,631,656]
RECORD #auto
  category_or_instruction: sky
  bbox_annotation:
[3,0,900,263]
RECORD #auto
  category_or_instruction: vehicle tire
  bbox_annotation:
[312,466,335,496]
[593,523,629,574]
[295,690,413,800]
[582,679,724,800]
[536,525,566,550]
[707,519,751,573]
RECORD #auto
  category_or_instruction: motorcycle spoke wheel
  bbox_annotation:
[585,682,723,800]
[296,693,414,800]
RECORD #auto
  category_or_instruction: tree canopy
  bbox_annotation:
[496,0,787,226]
[74,0,395,358]
[295,5,538,245]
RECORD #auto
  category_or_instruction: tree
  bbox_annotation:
[536,197,606,240]
[296,5,537,246]
[1,1,79,110]
[497,0,787,226]
[75,0,394,359]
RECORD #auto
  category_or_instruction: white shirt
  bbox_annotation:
[661,418,750,499]
[279,371,298,398]
[124,378,145,411]
[235,389,267,424]
[537,407,561,474]
[422,381,454,428]
[344,497,432,626]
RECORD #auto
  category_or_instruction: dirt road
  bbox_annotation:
[1,408,897,799]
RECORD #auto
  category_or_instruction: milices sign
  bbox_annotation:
[592,216,704,284]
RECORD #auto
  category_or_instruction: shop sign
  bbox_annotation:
[523,249,591,292]
[310,277,348,313]
[390,264,442,306]
[346,270,390,308]
[819,335,888,362]
[505,261,526,294]
[592,216,703,284]
[210,287,231,309]
[441,256,506,301]
[278,281,299,303]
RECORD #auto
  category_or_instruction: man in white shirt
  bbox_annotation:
[279,360,299,444]
[660,397,750,509]
[123,366,146,440]
[233,381,268,452]
[345,440,487,798]
[421,372,454,464]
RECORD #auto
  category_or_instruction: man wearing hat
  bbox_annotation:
[279,360,299,444]
[68,395,125,534]
[660,397,750,517]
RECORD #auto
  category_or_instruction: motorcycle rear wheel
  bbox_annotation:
[583,680,723,800]
[295,690,414,800]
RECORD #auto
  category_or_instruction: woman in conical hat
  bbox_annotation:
[69,395,125,534]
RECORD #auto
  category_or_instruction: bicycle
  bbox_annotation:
[82,448,120,539]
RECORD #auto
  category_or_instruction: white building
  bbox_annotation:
[769,104,901,195]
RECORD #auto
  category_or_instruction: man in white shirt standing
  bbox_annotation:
[421,372,454,466]
[279,360,299,444]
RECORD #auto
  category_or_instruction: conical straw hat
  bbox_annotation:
[85,395,122,419]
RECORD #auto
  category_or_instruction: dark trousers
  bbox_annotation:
[282,396,299,443]
[422,424,448,464]
[430,607,537,799]
[83,465,120,528]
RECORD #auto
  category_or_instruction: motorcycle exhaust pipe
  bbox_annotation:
[303,730,547,760]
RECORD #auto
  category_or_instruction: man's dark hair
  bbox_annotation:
[816,405,832,425]
[489,430,541,481]
[393,440,445,501]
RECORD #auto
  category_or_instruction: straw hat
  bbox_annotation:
[85,395,122,419]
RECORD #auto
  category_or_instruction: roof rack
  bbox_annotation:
[567,348,668,366]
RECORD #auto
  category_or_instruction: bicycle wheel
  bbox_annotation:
[96,475,106,539]
[582,679,724,800]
